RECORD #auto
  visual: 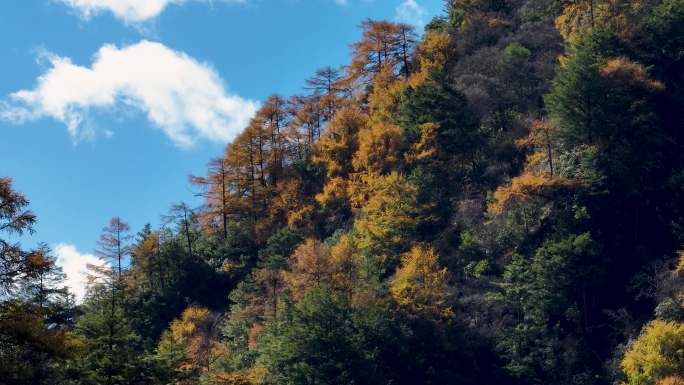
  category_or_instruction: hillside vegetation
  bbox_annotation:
[2,1,684,384]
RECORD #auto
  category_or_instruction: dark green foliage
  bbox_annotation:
[546,28,615,146]
[256,288,378,385]
[256,287,503,385]
[398,69,483,224]
[494,234,602,384]
[642,0,684,66]
[75,286,150,385]
[259,227,304,271]
[398,70,480,153]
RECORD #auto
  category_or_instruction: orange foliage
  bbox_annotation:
[660,377,684,385]
[349,20,416,83]
[330,234,358,301]
[600,58,665,92]
[313,106,366,179]
[489,172,580,215]
[205,368,266,385]
[283,239,334,300]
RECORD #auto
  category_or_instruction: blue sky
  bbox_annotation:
[0,0,444,299]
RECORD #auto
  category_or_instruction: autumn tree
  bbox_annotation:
[349,20,417,83]
[0,244,77,385]
[157,306,220,385]
[97,217,131,283]
[516,119,562,178]
[622,320,684,385]
[0,179,80,385]
[129,227,166,292]
[305,66,345,120]
[287,95,323,148]
[390,245,453,320]
[257,95,289,187]
[314,106,367,233]
[0,298,80,385]
[354,172,425,270]
[554,0,657,43]
[229,128,261,225]
[283,239,333,300]
[329,234,358,302]
[555,0,603,42]
[352,121,405,174]
[314,106,366,180]
[191,156,232,239]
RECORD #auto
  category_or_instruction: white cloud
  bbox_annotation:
[395,0,426,28]
[334,0,348,6]
[56,0,245,23]
[54,243,109,303]
[1,41,259,147]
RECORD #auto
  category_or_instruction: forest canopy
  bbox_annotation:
[2,0,684,384]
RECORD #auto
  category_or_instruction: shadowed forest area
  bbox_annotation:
[2,0,684,384]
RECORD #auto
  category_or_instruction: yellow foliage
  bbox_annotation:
[169,307,211,339]
[621,320,684,385]
[287,204,317,236]
[131,233,158,271]
[354,172,423,262]
[330,234,358,300]
[272,180,304,213]
[524,152,550,170]
[390,245,453,320]
[313,106,367,179]
[315,177,349,211]
[405,123,439,165]
[369,64,409,122]
[159,306,219,381]
[347,172,374,210]
[555,0,599,43]
[675,251,684,275]
[410,32,450,88]
[555,0,655,43]
[353,122,405,174]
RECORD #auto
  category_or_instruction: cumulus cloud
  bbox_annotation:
[56,0,245,23]
[1,41,259,147]
[55,243,108,303]
[395,0,426,28]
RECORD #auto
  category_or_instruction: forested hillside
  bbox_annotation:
[2,0,684,384]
